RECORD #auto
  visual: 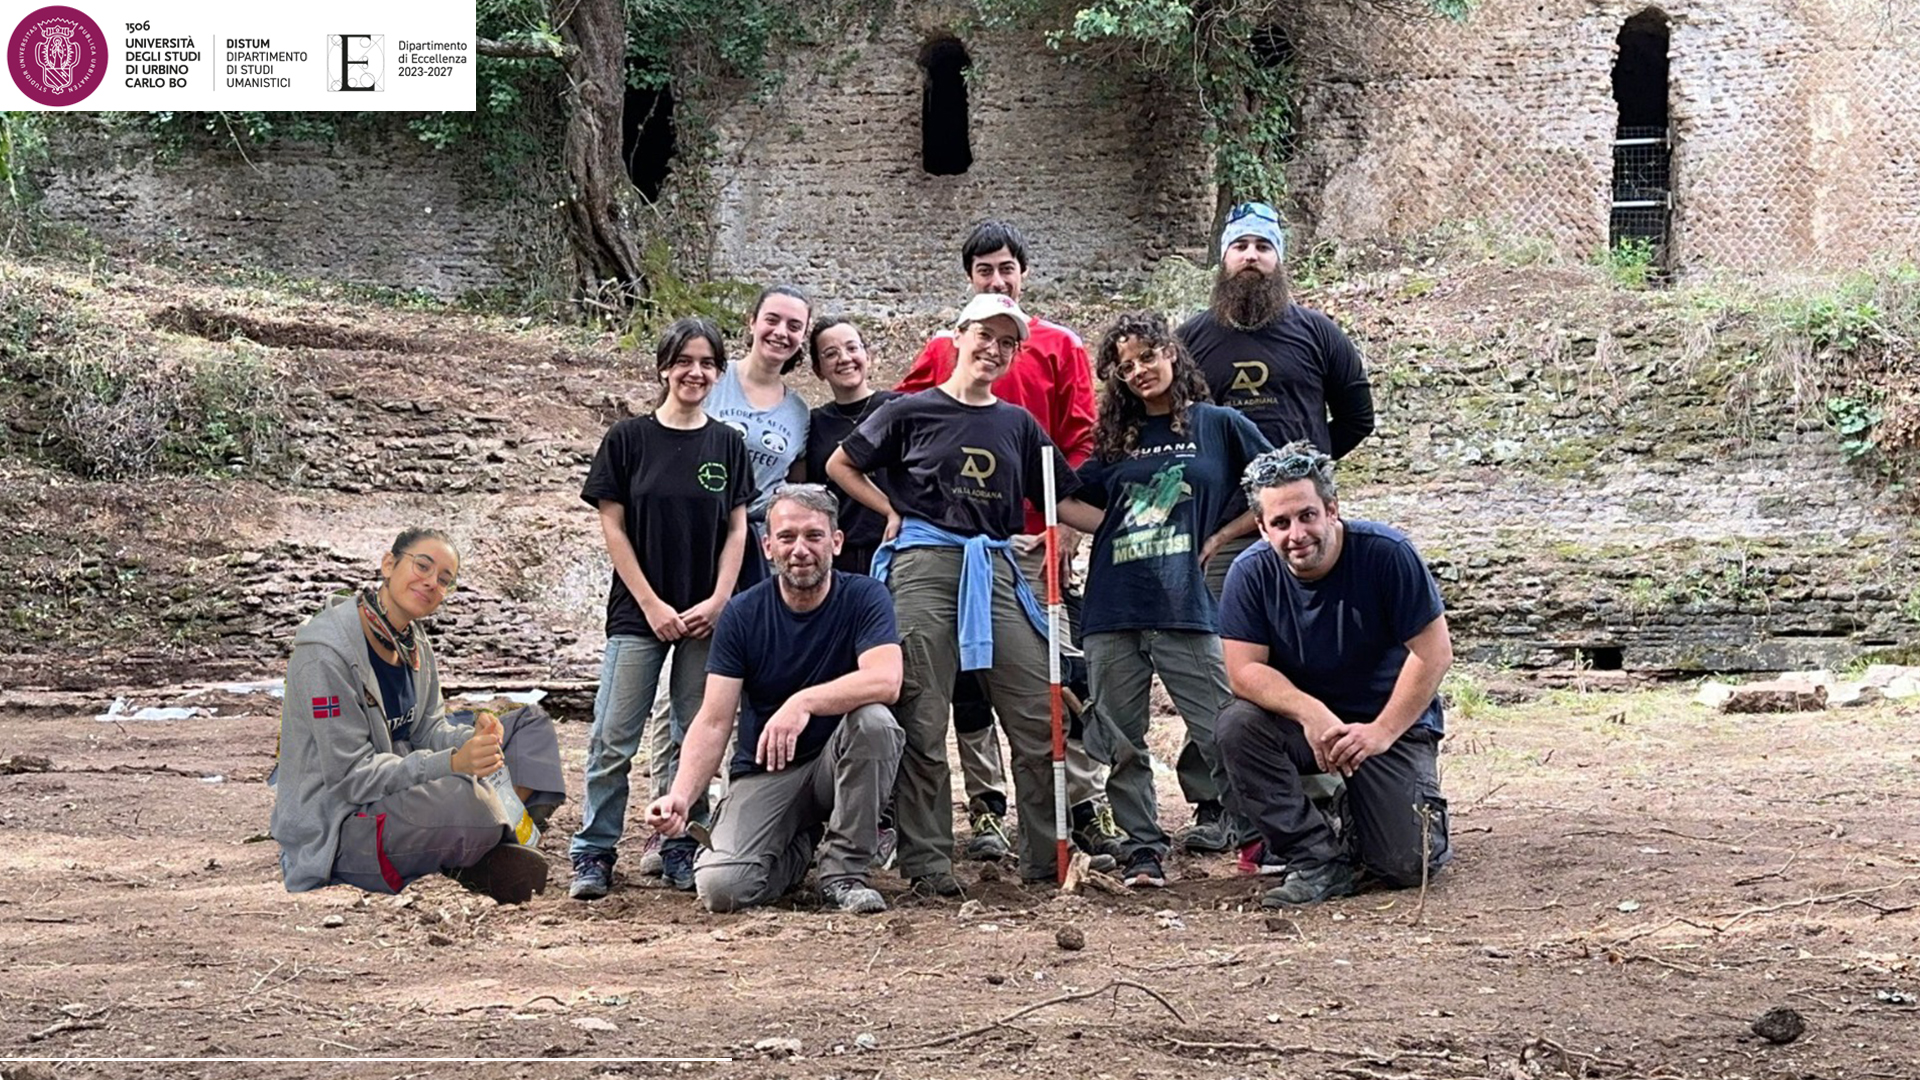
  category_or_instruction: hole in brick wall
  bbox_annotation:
[1251,24,1293,68]
[1578,646,1625,671]
[1610,9,1671,266]
[622,82,677,201]
[919,37,973,176]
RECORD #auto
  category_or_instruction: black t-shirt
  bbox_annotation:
[706,572,900,778]
[1218,520,1447,733]
[366,638,417,742]
[1076,404,1271,635]
[804,391,902,571]
[839,389,1080,541]
[1175,306,1374,459]
[581,414,755,637]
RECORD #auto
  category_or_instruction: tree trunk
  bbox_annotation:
[553,0,647,309]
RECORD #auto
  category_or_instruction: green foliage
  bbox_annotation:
[1826,394,1883,464]
[620,241,759,348]
[1600,236,1658,289]
[0,112,50,209]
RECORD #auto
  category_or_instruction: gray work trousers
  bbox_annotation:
[1216,699,1451,886]
[889,547,1063,882]
[1083,629,1242,859]
[332,774,513,893]
[694,704,904,912]
[955,540,1104,810]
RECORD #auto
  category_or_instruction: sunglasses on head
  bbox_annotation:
[1229,202,1280,223]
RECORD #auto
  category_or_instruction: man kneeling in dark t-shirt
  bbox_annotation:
[647,484,906,914]
[1217,442,1453,907]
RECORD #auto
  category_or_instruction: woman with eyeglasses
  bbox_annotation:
[827,292,1099,895]
[569,316,755,900]
[271,528,561,904]
[803,315,901,575]
[1059,311,1272,889]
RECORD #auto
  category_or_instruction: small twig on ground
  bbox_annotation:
[27,1018,106,1041]
[883,979,1185,1051]
[1715,875,1918,931]
[1733,850,1798,886]
[1459,781,1507,813]
[1521,1035,1632,1071]
[1411,803,1435,925]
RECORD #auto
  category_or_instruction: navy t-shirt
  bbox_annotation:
[1217,520,1447,733]
[366,639,417,743]
[706,572,900,778]
[839,389,1080,541]
[1075,404,1271,635]
[581,415,755,637]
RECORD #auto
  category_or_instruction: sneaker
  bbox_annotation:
[637,832,665,877]
[1178,802,1236,854]
[909,871,963,898]
[1070,801,1125,872]
[568,851,614,901]
[876,826,899,872]
[450,842,549,904]
[965,810,1012,862]
[822,878,887,914]
[1260,862,1356,907]
[1121,849,1167,889]
[1237,839,1287,876]
[660,836,697,892]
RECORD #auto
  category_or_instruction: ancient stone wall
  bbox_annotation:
[699,21,1217,316]
[1287,0,1920,274]
[34,119,561,300]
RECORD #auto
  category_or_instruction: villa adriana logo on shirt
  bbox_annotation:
[697,461,729,492]
[958,447,997,485]
[1229,360,1270,394]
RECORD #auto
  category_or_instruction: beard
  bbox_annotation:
[1209,266,1291,330]
[777,559,829,592]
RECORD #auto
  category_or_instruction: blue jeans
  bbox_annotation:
[570,633,711,860]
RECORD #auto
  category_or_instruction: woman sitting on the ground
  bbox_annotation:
[1060,311,1272,889]
[270,529,557,904]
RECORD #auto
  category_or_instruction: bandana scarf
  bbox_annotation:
[358,585,421,671]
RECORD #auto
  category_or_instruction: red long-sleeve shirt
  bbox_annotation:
[895,316,1097,535]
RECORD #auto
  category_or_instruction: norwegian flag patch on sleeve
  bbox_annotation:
[311,696,341,719]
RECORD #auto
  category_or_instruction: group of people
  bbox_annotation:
[269,204,1454,915]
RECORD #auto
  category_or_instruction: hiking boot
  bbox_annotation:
[1260,862,1356,908]
[1178,801,1237,854]
[1237,839,1287,876]
[876,825,899,871]
[568,850,615,901]
[1121,849,1167,889]
[965,810,1012,862]
[822,878,887,915]
[1070,801,1125,872]
[909,871,963,898]
[660,836,697,892]
[450,842,548,905]
[637,832,665,877]
[526,802,560,832]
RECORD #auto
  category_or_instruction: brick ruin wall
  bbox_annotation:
[1286,0,1920,274]
[34,119,560,301]
[700,21,1216,315]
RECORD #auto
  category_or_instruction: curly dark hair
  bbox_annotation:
[1092,311,1211,462]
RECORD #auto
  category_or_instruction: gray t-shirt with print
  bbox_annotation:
[707,366,810,520]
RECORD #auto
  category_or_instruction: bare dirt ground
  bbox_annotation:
[3,681,1916,1080]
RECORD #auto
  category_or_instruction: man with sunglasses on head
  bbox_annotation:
[1171,201,1377,860]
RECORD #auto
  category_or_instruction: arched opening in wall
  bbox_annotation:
[1610,10,1671,270]
[1250,24,1298,159]
[920,37,973,176]
[622,82,677,201]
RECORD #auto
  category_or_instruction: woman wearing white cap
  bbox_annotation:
[827,293,1102,895]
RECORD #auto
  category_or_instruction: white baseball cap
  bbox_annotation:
[954,293,1031,340]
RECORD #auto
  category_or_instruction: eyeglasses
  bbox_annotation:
[401,552,458,592]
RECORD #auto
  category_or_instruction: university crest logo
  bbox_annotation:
[9,6,107,105]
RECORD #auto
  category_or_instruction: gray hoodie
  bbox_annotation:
[270,593,461,892]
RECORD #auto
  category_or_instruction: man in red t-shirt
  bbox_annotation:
[894,220,1123,867]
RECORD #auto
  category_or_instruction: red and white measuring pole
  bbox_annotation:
[1042,453,1069,884]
